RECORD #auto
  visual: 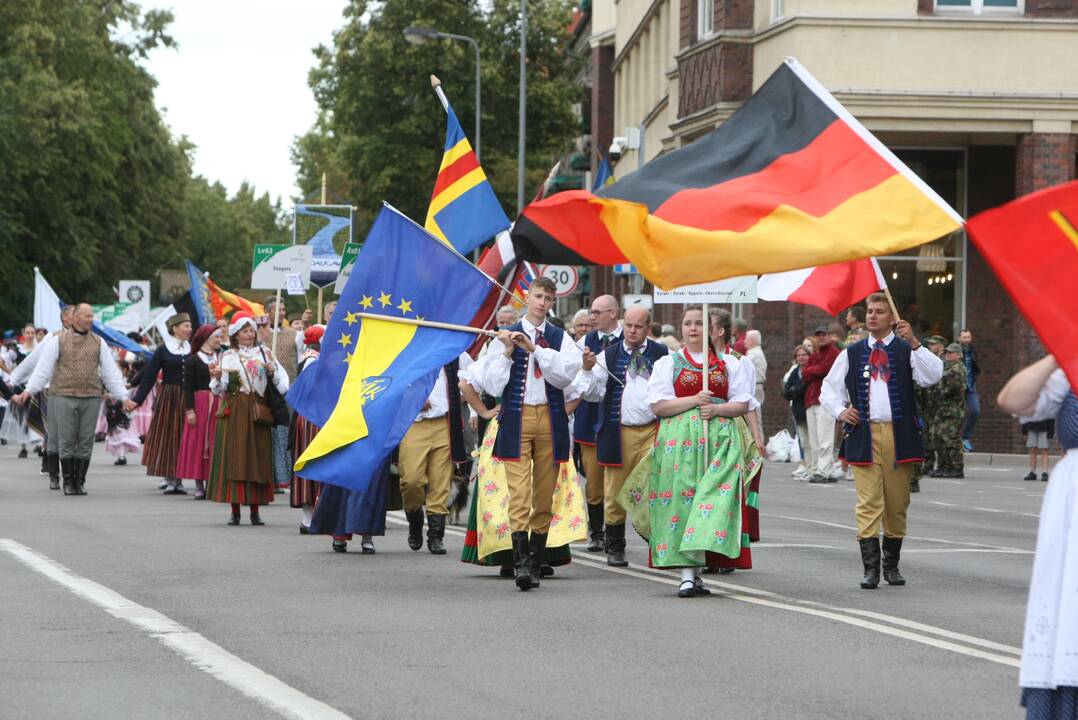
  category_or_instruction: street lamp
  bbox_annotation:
[403,26,482,161]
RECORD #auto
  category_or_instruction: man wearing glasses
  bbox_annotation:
[572,295,622,552]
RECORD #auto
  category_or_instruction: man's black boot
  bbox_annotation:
[512,531,532,591]
[405,508,425,551]
[426,513,447,555]
[75,457,90,495]
[881,536,907,586]
[605,522,628,567]
[60,458,77,496]
[48,453,60,490]
[528,532,548,589]
[586,502,604,552]
[859,537,881,589]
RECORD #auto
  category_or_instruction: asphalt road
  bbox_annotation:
[0,446,1046,720]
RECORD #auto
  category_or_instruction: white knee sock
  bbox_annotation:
[680,568,696,584]
[301,507,313,528]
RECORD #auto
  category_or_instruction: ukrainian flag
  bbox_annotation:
[287,204,496,492]
[424,102,510,256]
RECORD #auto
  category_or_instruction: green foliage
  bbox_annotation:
[292,0,582,235]
[0,0,289,328]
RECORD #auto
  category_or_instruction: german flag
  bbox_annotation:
[511,58,963,290]
[966,180,1078,393]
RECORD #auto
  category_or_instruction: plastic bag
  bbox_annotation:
[766,429,796,462]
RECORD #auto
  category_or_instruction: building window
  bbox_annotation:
[698,0,714,40]
[771,0,785,22]
[935,0,1023,14]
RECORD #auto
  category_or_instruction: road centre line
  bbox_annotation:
[386,516,1021,668]
[0,539,352,720]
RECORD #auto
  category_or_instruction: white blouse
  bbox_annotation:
[646,347,753,407]
[210,345,288,397]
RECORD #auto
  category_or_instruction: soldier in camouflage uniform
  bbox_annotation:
[910,336,946,492]
[931,343,968,478]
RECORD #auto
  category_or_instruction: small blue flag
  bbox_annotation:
[185,260,215,325]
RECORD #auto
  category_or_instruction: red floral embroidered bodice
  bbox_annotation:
[672,348,729,400]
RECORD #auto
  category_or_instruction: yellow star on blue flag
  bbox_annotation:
[285,204,496,492]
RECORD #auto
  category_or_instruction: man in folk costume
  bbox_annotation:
[574,294,623,553]
[820,293,942,589]
[13,304,134,495]
[476,276,582,591]
[401,352,472,555]
[576,306,667,567]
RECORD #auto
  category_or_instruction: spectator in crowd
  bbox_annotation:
[744,329,767,406]
[783,345,812,480]
[649,322,662,341]
[932,343,968,479]
[845,306,866,345]
[1021,417,1054,482]
[659,324,681,352]
[731,318,749,354]
[495,304,519,330]
[958,329,981,452]
[571,308,593,341]
[829,323,847,350]
[801,325,842,482]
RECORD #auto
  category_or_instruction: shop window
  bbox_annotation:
[698,0,715,40]
[935,0,1023,14]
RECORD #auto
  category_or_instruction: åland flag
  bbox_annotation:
[185,260,216,325]
[966,180,1078,393]
[425,101,510,256]
[511,57,963,290]
[288,204,497,491]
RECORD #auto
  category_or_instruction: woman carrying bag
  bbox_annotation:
[206,311,289,526]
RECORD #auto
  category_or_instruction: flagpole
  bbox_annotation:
[702,303,710,468]
[353,312,496,337]
[883,287,902,323]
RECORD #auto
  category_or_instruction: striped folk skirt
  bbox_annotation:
[205,392,276,506]
[141,383,185,477]
[175,390,219,481]
[290,414,322,508]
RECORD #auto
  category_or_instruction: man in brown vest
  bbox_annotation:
[13,304,133,495]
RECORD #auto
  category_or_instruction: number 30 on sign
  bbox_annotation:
[540,265,579,297]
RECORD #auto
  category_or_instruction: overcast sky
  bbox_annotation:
[144,1,348,204]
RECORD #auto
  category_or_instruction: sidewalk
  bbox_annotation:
[963,451,1033,469]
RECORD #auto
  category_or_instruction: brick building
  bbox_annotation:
[570,0,1078,452]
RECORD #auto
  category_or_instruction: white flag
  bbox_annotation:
[33,268,63,332]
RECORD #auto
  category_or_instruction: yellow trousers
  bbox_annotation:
[579,443,605,507]
[853,422,913,539]
[399,417,452,515]
[502,405,559,533]
[604,424,658,524]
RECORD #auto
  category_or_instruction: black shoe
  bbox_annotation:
[39,451,48,474]
[859,537,881,589]
[171,481,188,495]
[114,457,127,466]
[35,445,44,457]
[809,474,830,484]
[927,469,942,478]
[528,532,548,589]
[605,522,628,567]
[18,448,28,459]
[299,525,310,535]
[360,540,376,554]
[405,508,425,551]
[426,513,447,555]
[511,531,532,591]
[74,457,90,495]
[1042,472,1050,482]
[250,514,265,526]
[332,540,347,553]
[910,479,920,493]
[694,577,712,595]
[60,458,77,495]
[499,565,514,579]
[586,502,605,552]
[718,567,735,575]
[227,515,240,526]
[677,580,697,598]
[882,536,906,586]
[541,565,554,578]
[942,469,964,479]
[1024,472,1038,481]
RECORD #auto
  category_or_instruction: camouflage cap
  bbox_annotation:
[925,335,947,347]
[945,342,963,354]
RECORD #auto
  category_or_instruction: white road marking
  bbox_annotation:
[390,517,1021,669]
[0,539,352,720]
[761,513,1034,554]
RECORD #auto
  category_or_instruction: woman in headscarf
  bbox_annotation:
[176,325,224,500]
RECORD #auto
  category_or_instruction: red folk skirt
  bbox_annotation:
[175,390,219,481]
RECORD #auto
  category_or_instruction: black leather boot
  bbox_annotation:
[60,458,77,495]
[511,531,532,591]
[75,457,90,495]
[40,449,48,474]
[405,508,425,551]
[426,513,447,555]
[48,453,60,490]
[586,502,605,552]
[605,522,628,567]
[859,537,881,589]
[881,536,906,586]
[528,532,548,589]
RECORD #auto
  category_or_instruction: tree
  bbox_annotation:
[292,0,581,235]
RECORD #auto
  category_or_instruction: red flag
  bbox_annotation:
[965,179,1078,393]
[757,258,886,315]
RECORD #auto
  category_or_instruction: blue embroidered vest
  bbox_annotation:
[841,337,925,465]
[493,321,571,464]
[573,329,614,445]
[1058,391,1078,451]
[596,339,668,465]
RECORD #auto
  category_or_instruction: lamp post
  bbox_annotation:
[404,26,482,161]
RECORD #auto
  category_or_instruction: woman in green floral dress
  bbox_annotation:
[643,307,753,597]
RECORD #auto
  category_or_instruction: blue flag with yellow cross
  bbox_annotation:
[286,203,496,491]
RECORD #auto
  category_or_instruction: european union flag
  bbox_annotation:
[287,204,496,491]
[424,101,510,255]
[185,260,215,325]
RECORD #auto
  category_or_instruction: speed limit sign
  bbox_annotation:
[540,265,579,297]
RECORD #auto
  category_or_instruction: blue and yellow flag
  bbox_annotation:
[592,156,614,191]
[424,102,510,256]
[185,260,215,325]
[287,204,496,491]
